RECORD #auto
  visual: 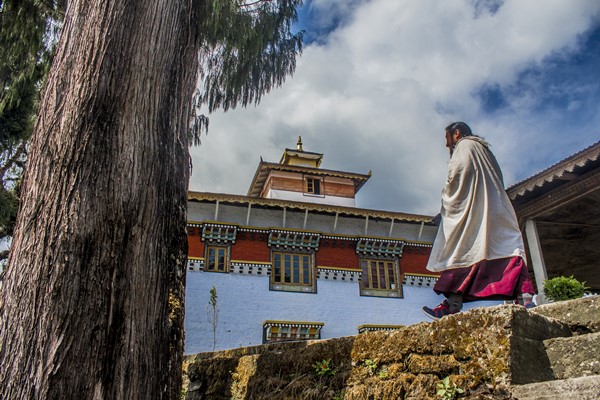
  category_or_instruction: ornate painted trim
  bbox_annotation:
[231,262,270,276]
[403,273,438,287]
[358,324,405,334]
[317,268,361,283]
[202,223,237,244]
[268,230,320,251]
[355,238,405,257]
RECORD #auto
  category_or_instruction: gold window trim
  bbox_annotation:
[271,251,313,286]
[204,244,230,273]
[359,258,403,298]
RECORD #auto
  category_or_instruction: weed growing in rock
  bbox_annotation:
[313,359,336,376]
[364,359,378,375]
[436,376,464,399]
[378,366,389,379]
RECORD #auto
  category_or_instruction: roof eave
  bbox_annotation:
[507,140,600,201]
[188,191,435,224]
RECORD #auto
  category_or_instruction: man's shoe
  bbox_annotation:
[422,300,458,320]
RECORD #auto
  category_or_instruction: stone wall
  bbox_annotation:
[183,304,574,399]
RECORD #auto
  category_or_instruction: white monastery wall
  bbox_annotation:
[266,189,356,207]
[184,201,458,354]
[184,270,501,354]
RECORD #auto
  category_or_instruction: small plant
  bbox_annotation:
[313,359,336,376]
[364,358,378,375]
[332,390,344,400]
[378,366,389,379]
[544,275,588,302]
[207,286,219,351]
[437,376,464,399]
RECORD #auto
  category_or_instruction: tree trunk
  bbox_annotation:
[0,1,200,398]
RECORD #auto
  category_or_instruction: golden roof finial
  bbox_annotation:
[296,136,303,151]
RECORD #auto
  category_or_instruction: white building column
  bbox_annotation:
[245,203,252,226]
[525,219,548,304]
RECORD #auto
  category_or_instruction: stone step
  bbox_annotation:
[510,375,600,400]
[544,331,600,380]
[531,296,600,333]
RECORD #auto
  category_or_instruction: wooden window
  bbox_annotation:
[205,245,229,272]
[305,177,321,195]
[361,259,396,290]
[272,252,312,286]
[360,259,402,298]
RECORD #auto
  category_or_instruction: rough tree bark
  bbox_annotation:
[0,1,201,399]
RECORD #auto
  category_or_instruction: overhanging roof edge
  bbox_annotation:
[188,191,434,224]
[507,140,600,200]
[246,161,372,197]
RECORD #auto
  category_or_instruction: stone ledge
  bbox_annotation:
[531,295,600,333]
[544,331,600,380]
[510,375,600,400]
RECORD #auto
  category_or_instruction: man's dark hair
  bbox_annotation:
[446,122,472,137]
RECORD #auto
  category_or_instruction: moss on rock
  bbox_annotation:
[183,304,574,399]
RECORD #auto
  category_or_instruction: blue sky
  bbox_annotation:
[190,0,600,215]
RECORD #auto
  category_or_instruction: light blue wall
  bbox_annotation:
[184,270,501,354]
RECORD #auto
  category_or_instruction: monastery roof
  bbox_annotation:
[247,161,372,198]
[188,191,434,224]
[507,140,600,204]
[279,148,324,165]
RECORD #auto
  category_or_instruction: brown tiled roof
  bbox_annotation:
[507,140,600,201]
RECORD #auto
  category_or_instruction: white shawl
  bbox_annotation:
[426,136,525,272]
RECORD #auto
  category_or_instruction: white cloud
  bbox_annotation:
[190,0,600,215]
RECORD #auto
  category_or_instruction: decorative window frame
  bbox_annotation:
[359,258,403,298]
[268,230,320,252]
[355,238,404,258]
[204,245,230,273]
[355,238,405,298]
[268,230,320,293]
[201,223,238,273]
[263,320,324,343]
[201,223,237,244]
[304,175,324,197]
[270,251,316,293]
[357,324,405,334]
